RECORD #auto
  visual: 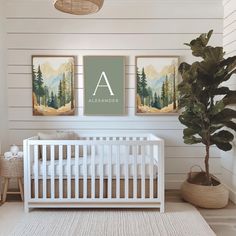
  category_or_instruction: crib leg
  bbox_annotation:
[160,204,165,213]
[24,202,29,213]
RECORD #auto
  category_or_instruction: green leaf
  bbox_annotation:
[211,130,234,143]
[223,121,236,132]
[178,62,191,75]
[222,68,236,83]
[214,68,227,79]
[183,128,198,137]
[209,124,224,134]
[193,102,205,115]
[185,30,213,57]
[223,91,236,105]
[212,87,230,95]
[209,100,225,116]
[197,60,216,76]
[219,56,236,72]
[214,142,232,151]
[178,81,192,95]
[207,30,214,42]
[178,98,192,108]
[184,136,202,144]
[212,108,236,123]
[204,46,224,63]
[179,114,202,130]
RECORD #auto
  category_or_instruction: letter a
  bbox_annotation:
[93,72,115,96]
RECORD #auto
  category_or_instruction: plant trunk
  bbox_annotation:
[205,144,211,185]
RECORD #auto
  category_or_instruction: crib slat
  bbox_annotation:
[99,146,104,199]
[108,145,112,199]
[116,145,120,199]
[91,145,96,199]
[42,145,47,199]
[67,145,71,199]
[75,145,79,199]
[83,145,87,199]
[50,145,55,199]
[149,145,154,199]
[119,137,124,198]
[34,145,39,199]
[141,145,145,199]
[125,145,129,199]
[159,140,165,212]
[133,145,138,199]
[59,145,63,199]
[157,144,162,201]
[112,137,116,199]
[26,143,31,202]
[90,136,97,199]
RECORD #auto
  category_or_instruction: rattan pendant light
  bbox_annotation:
[54,0,104,15]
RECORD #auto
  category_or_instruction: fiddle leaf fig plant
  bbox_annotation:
[178,30,236,185]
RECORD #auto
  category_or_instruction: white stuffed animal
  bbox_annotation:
[10,144,20,156]
[4,145,22,160]
[4,152,13,160]
[17,151,23,158]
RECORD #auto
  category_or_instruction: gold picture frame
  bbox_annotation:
[32,55,76,116]
[135,56,179,115]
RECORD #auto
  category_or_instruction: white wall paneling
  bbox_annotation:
[6,0,223,19]
[0,0,7,199]
[0,0,7,153]
[7,50,196,65]
[7,34,222,50]
[222,0,236,203]
[6,0,223,189]
[7,19,223,34]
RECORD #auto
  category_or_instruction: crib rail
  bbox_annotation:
[23,134,164,212]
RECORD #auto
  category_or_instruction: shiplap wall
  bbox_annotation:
[222,0,236,203]
[0,0,7,154]
[6,0,223,189]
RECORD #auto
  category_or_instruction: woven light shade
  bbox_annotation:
[54,0,104,15]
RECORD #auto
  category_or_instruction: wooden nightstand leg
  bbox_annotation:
[18,178,24,201]
[2,178,9,202]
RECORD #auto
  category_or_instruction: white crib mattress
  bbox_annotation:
[32,155,158,178]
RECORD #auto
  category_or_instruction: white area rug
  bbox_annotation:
[0,203,215,236]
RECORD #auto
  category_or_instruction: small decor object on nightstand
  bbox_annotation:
[10,144,20,156]
[0,145,24,203]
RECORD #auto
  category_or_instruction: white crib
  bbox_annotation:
[23,132,165,212]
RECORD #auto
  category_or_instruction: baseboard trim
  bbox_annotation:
[165,181,182,190]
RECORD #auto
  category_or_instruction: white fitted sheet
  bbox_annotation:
[32,155,158,178]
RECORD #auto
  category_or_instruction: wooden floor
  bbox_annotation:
[166,190,236,236]
[1,190,236,236]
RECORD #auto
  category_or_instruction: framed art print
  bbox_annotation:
[136,56,179,115]
[32,56,75,116]
[84,56,125,116]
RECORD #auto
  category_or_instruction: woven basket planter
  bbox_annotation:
[0,158,23,178]
[181,169,229,209]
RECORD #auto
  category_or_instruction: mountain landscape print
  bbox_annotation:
[32,56,75,116]
[136,56,179,115]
